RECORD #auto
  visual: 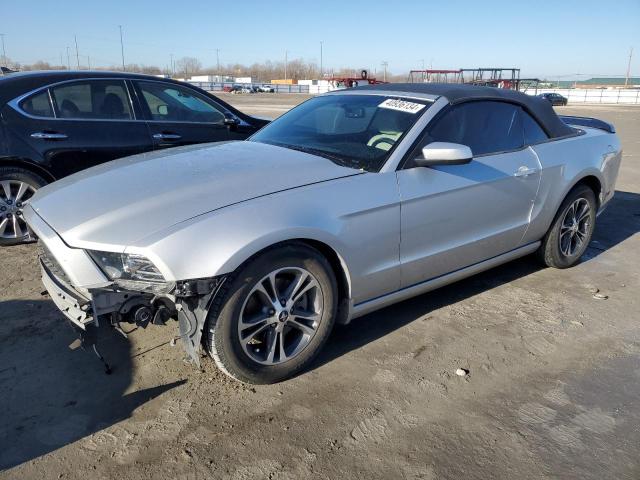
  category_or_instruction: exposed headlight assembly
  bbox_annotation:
[87,251,165,283]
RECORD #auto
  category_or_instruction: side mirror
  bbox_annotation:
[224,113,240,128]
[414,142,472,167]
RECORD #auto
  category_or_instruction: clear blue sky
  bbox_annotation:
[2,0,639,79]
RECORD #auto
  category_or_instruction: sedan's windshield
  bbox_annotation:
[250,94,432,172]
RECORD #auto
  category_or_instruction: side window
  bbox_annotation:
[20,90,54,118]
[137,82,225,123]
[426,101,524,156]
[521,109,548,144]
[51,80,132,120]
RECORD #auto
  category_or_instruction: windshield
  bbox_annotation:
[249,94,432,172]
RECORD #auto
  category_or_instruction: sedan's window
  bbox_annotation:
[521,109,549,144]
[250,95,432,172]
[137,82,225,123]
[51,80,132,120]
[21,90,54,118]
[426,101,523,156]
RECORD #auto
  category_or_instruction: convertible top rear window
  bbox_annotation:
[250,94,432,172]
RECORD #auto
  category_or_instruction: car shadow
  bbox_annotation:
[0,299,185,471]
[312,189,640,373]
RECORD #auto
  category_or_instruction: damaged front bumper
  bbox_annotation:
[39,246,224,367]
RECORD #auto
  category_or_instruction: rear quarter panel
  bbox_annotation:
[523,128,622,244]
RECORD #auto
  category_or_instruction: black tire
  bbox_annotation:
[205,243,338,384]
[0,167,48,246]
[537,184,596,268]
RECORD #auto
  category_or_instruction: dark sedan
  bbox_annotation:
[0,71,269,245]
[537,92,568,106]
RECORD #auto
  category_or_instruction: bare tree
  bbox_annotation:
[176,56,202,78]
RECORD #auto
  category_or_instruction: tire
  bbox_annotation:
[205,243,338,384]
[537,185,596,268]
[0,167,48,246]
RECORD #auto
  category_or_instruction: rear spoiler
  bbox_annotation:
[559,115,615,134]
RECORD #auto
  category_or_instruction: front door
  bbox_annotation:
[398,100,541,288]
[133,80,231,149]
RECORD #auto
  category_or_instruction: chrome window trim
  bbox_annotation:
[9,77,139,122]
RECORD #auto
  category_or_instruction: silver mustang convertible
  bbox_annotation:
[24,84,622,384]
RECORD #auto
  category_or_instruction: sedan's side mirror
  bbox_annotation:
[414,142,473,167]
[223,113,240,129]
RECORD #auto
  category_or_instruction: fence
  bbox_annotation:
[190,81,315,94]
[190,81,640,105]
[522,87,640,105]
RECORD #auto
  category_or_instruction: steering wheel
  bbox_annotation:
[369,136,396,149]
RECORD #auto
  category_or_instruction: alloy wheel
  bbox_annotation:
[559,198,591,257]
[0,180,36,240]
[238,267,324,365]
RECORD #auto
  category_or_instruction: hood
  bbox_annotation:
[31,141,359,250]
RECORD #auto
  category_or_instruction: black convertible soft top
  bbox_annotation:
[353,83,576,139]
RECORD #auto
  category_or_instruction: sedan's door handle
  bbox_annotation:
[152,133,182,141]
[514,166,539,177]
[30,132,68,140]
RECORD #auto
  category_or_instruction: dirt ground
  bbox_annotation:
[1,97,639,480]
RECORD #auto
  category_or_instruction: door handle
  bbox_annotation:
[514,166,538,177]
[152,133,182,141]
[30,132,68,140]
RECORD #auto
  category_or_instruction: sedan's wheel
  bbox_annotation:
[206,244,338,384]
[538,185,596,268]
[0,167,47,246]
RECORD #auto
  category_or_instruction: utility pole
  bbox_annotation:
[74,35,80,69]
[60,53,64,69]
[66,47,71,70]
[0,34,6,67]
[624,47,634,87]
[119,25,125,71]
[215,48,220,73]
[170,53,174,77]
[381,61,388,82]
[320,41,323,78]
[87,55,91,70]
[284,50,288,81]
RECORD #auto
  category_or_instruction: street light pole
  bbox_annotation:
[119,25,125,71]
[66,47,71,70]
[625,46,634,88]
[74,35,80,69]
[216,48,220,73]
[320,41,323,78]
[284,50,288,81]
[0,34,6,67]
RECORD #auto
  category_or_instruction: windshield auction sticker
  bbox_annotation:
[378,99,426,114]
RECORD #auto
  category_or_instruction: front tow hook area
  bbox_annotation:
[68,324,112,375]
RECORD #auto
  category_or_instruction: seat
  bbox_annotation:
[99,93,126,119]
[59,99,80,118]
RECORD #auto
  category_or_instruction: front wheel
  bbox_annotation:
[0,167,47,246]
[538,185,596,268]
[205,244,338,384]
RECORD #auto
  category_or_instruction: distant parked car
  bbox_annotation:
[230,84,253,94]
[538,92,568,106]
[0,71,269,245]
[256,84,275,93]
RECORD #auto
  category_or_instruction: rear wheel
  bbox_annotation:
[0,167,47,246]
[205,244,338,384]
[538,185,596,268]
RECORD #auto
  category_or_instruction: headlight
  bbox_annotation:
[87,251,165,283]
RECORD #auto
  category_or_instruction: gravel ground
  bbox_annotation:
[0,97,639,480]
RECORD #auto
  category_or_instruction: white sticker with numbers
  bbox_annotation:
[378,98,426,114]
